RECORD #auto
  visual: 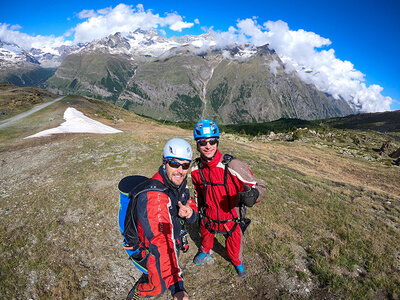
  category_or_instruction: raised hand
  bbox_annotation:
[178,200,193,219]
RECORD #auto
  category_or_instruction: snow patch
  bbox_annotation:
[25,107,122,139]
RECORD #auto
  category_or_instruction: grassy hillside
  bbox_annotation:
[164,110,400,137]
[219,110,400,136]
[0,95,399,299]
[0,67,56,87]
[0,83,58,121]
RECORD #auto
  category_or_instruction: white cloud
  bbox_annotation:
[162,12,194,32]
[73,4,194,42]
[0,3,195,49]
[194,19,200,25]
[210,19,392,112]
[77,9,98,19]
[0,23,71,51]
[10,24,22,30]
[269,60,280,75]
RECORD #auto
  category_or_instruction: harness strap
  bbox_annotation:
[202,215,239,236]
[202,213,237,224]
[197,155,242,236]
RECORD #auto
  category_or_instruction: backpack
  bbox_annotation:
[118,175,166,274]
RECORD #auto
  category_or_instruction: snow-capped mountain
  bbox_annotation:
[0,40,85,69]
[1,29,353,123]
[0,41,39,68]
[0,29,259,70]
[29,44,86,67]
[43,29,352,123]
[77,29,216,58]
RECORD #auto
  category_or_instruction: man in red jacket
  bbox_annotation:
[191,120,264,278]
[127,138,198,300]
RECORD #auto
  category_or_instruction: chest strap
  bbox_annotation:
[197,154,242,236]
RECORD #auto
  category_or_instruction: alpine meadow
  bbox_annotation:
[0,89,399,299]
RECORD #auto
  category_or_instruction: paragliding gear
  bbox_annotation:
[167,159,191,170]
[120,169,197,299]
[180,229,189,253]
[126,285,140,300]
[235,263,247,278]
[192,148,264,270]
[238,213,251,234]
[238,185,260,207]
[163,138,193,161]
[119,175,152,273]
[197,138,219,147]
[196,154,249,236]
[193,251,211,265]
[194,120,220,140]
[119,173,193,274]
[201,213,240,236]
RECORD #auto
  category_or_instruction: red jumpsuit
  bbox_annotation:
[191,149,262,266]
[135,168,198,297]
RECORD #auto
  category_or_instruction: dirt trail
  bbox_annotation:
[0,96,65,129]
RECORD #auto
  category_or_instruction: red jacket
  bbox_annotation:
[191,149,261,233]
[136,167,197,297]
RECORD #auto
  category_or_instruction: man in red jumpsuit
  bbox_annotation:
[191,120,264,278]
[127,138,198,300]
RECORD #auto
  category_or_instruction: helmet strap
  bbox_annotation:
[162,160,167,174]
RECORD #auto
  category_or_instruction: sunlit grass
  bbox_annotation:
[1,95,399,299]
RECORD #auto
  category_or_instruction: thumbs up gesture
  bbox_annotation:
[178,200,193,219]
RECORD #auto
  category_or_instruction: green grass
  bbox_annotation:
[170,94,203,120]
[1,95,399,299]
[241,157,400,299]
[210,80,229,112]
[0,83,57,121]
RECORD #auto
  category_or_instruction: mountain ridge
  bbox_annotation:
[1,29,354,123]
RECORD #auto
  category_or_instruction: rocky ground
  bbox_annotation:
[1,96,399,299]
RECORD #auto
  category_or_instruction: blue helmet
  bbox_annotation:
[193,120,220,140]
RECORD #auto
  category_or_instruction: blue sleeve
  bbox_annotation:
[185,210,198,224]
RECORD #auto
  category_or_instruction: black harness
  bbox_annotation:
[197,154,247,236]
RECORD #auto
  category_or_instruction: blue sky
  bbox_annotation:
[1,0,399,111]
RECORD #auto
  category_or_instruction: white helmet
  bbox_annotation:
[163,138,193,161]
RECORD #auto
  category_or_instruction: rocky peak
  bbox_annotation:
[256,44,275,55]
[0,40,40,68]
[101,32,130,49]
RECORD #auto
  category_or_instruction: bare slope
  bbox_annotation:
[0,96,399,299]
[0,84,57,121]
[45,42,353,124]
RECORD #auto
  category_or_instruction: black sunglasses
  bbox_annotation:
[197,139,218,147]
[167,160,191,170]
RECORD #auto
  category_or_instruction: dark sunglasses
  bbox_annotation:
[197,139,218,147]
[167,160,191,170]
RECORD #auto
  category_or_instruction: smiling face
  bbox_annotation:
[197,138,218,161]
[165,158,189,186]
